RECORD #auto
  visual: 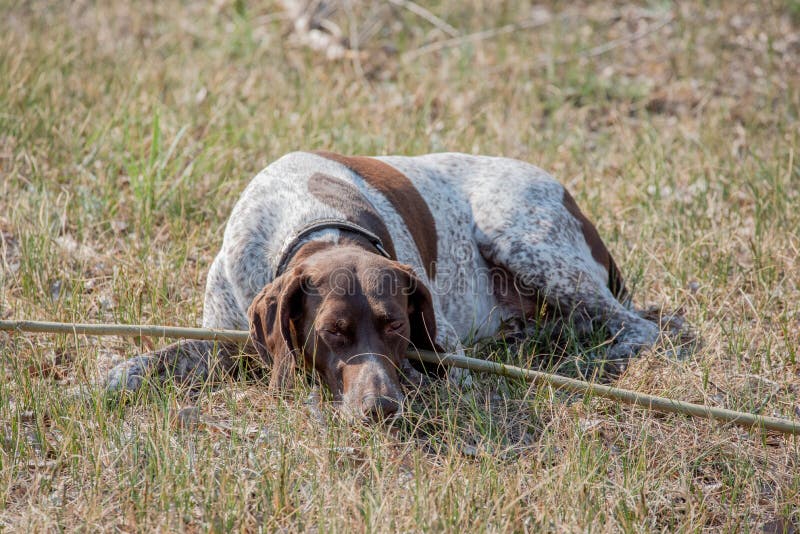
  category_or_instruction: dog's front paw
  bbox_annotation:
[448,366,473,388]
[400,358,431,388]
[607,320,660,362]
[105,355,154,394]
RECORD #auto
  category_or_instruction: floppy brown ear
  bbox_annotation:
[247,268,305,391]
[396,264,438,352]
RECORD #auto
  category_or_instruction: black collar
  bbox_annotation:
[274,218,393,277]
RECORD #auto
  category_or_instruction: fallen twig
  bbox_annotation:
[540,14,674,66]
[387,0,459,38]
[2,319,799,436]
[402,11,673,67]
[402,16,559,62]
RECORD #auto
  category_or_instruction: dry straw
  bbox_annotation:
[2,319,798,436]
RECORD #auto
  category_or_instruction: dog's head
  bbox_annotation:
[247,245,436,422]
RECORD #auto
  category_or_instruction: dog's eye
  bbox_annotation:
[319,319,350,340]
[323,328,344,338]
[386,320,405,333]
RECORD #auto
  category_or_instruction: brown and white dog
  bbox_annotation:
[106,151,659,422]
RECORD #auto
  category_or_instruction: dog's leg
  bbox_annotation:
[434,317,474,387]
[106,254,249,394]
[488,252,658,367]
[471,179,659,367]
[105,340,240,393]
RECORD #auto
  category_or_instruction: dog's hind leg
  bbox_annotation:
[471,177,659,366]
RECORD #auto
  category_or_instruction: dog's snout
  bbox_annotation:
[361,395,400,421]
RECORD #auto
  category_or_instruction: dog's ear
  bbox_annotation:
[247,268,305,391]
[396,264,438,351]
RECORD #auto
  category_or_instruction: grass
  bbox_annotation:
[1,0,799,531]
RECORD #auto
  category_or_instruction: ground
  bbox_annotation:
[1,0,799,531]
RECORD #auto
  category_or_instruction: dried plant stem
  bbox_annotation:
[402,17,556,62]
[1,319,250,344]
[542,14,674,66]
[3,319,798,435]
[387,0,459,38]
[402,12,673,66]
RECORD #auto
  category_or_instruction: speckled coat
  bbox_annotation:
[202,151,658,360]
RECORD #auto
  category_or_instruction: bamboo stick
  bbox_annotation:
[0,320,250,344]
[2,319,798,435]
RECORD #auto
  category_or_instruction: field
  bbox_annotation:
[1,0,799,531]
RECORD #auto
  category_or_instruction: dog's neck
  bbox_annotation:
[277,228,391,277]
[275,219,393,278]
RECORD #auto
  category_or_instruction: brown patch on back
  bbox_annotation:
[307,172,397,259]
[313,151,438,280]
[561,189,627,300]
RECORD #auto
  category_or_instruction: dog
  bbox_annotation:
[106,151,659,422]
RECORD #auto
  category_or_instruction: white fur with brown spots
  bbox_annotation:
[106,151,659,411]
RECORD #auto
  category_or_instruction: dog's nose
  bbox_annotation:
[361,395,400,421]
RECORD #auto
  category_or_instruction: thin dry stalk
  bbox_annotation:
[402,16,561,62]
[3,319,799,435]
[387,0,459,37]
[540,14,675,66]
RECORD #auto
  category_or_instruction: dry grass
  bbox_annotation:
[1,0,799,531]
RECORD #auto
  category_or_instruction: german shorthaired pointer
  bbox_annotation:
[107,151,659,421]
